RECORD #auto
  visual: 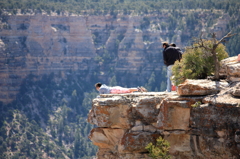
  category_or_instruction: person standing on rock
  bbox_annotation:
[95,82,147,94]
[170,43,183,55]
[162,42,182,92]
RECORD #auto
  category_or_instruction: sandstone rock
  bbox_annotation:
[189,135,234,159]
[220,56,240,82]
[87,96,132,129]
[89,127,125,149]
[88,88,240,159]
[132,96,163,124]
[118,131,160,153]
[232,88,240,97]
[177,79,229,96]
[219,56,238,76]
[191,101,240,137]
[96,148,117,159]
[226,62,240,77]
[156,99,191,130]
[143,125,157,133]
[153,96,203,131]
[203,95,239,107]
[97,148,151,159]
[165,132,191,155]
[131,125,143,131]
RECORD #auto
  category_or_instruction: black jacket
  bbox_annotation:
[163,46,182,66]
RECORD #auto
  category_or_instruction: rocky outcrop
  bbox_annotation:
[220,56,240,82]
[88,56,240,159]
[177,79,229,96]
[88,85,240,159]
[232,83,240,97]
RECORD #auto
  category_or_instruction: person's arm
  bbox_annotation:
[163,50,168,66]
[99,87,107,94]
[176,47,182,60]
[99,85,111,94]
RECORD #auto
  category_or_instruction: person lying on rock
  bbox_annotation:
[95,82,147,94]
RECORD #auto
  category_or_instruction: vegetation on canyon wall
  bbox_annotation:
[0,73,99,158]
[1,0,240,57]
[0,0,240,15]
[1,0,239,56]
[145,136,171,159]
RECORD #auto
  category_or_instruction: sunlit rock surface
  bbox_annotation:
[88,56,240,159]
[220,56,240,82]
[88,88,240,159]
[177,79,229,96]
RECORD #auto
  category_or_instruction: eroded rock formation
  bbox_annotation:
[88,56,240,159]
[0,11,231,103]
[0,14,165,103]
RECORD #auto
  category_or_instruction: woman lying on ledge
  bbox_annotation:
[95,82,147,94]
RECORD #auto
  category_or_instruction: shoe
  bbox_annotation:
[140,86,148,92]
[137,86,143,92]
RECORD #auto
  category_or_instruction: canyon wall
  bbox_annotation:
[0,13,165,103]
[0,11,230,103]
[88,57,240,159]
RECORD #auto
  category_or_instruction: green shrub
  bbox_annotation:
[145,136,170,159]
[172,40,228,85]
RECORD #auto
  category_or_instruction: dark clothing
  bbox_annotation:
[175,47,183,55]
[163,46,182,66]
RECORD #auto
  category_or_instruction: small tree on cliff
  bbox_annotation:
[193,32,236,80]
[145,136,170,159]
[172,32,235,85]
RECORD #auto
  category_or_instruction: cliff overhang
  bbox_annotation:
[88,56,240,159]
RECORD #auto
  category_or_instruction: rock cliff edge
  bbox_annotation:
[88,56,240,159]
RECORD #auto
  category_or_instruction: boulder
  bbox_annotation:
[118,131,160,153]
[87,96,132,129]
[155,99,191,130]
[89,127,125,149]
[219,56,238,76]
[226,62,240,77]
[220,56,240,82]
[132,96,163,124]
[165,132,191,157]
[203,82,240,107]
[177,79,229,96]
[231,82,240,97]
[232,89,240,97]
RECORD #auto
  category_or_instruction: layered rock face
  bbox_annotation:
[88,56,240,159]
[0,14,158,103]
[0,11,230,103]
[0,14,164,103]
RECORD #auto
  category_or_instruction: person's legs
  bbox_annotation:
[129,88,138,92]
[111,87,134,94]
[111,87,147,94]
[167,65,173,92]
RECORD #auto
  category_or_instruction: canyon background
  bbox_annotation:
[0,0,240,158]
